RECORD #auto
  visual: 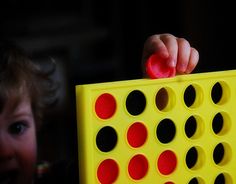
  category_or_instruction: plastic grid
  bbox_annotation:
[76,70,236,184]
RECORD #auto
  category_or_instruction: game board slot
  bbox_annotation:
[214,172,232,184]
[157,150,177,175]
[185,115,204,139]
[188,177,205,184]
[155,87,175,112]
[97,158,119,183]
[211,81,230,105]
[185,146,205,170]
[96,126,117,152]
[95,93,116,119]
[184,84,203,108]
[156,118,176,144]
[212,112,231,136]
[127,122,147,148]
[128,154,148,180]
[213,142,232,166]
[126,90,146,116]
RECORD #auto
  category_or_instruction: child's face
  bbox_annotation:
[0,95,37,184]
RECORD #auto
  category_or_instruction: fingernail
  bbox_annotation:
[177,64,187,73]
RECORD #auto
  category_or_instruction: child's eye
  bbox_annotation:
[8,121,28,135]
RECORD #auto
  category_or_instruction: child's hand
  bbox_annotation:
[142,33,199,76]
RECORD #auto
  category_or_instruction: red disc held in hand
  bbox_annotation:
[146,53,176,79]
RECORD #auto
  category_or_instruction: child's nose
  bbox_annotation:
[0,134,14,162]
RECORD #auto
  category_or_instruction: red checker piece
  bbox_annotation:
[97,159,119,184]
[146,53,176,79]
[127,122,147,148]
[157,150,177,175]
[128,154,148,180]
[95,93,116,119]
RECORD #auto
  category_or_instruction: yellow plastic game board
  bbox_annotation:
[76,69,236,184]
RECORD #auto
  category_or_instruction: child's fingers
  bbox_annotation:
[142,35,169,61]
[160,34,178,68]
[142,34,199,78]
[185,48,199,73]
[176,38,191,74]
[142,35,169,75]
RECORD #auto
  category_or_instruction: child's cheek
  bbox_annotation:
[17,128,37,184]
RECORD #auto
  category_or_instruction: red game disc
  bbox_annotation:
[146,53,176,79]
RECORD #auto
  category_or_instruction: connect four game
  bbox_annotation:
[75,69,236,184]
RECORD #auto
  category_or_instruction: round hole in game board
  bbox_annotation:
[186,147,198,169]
[156,119,176,144]
[157,150,177,175]
[211,82,223,104]
[185,146,205,170]
[213,142,231,166]
[213,143,225,164]
[185,115,204,139]
[155,87,174,111]
[212,112,230,136]
[188,177,204,184]
[184,84,202,108]
[127,122,147,148]
[212,112,223,134]
[214,173,232,184]
[213,143,224,165]
[126,90,146,116]
[128,154,148,180]
[188,177,198,184]
[185,116,197,138]
[184,85,196,107]
[214,173,225,184]
[96,126,117,152]
[95,93,116,119]
[165,182,174,184]
[211,81,230,105]
[97,159,119,184]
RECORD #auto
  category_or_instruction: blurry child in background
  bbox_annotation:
[0,41,56,184]
[0,33,198,184]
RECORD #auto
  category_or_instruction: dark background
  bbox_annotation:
[0,0,235,182]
